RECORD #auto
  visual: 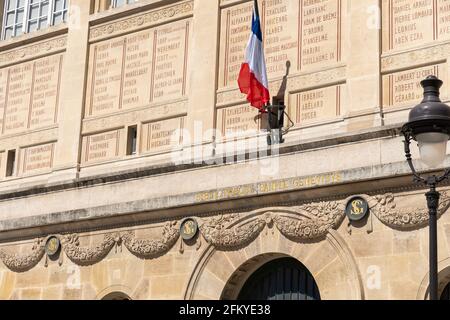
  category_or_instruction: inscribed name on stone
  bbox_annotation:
[0,54,63,136]
[0,152,3,178]
[289,85,342,125]
[218,0,343,89]
[0,69,7,134]
[21,143,54,174]
[83,130,121,163]
[382,64,444,107]
[383,0,450,51]
[142,117,185,153]
[86,19,191,117]
[217,104,261,138]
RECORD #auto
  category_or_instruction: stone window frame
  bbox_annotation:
[1,0,69,41]
[110,0,138,9]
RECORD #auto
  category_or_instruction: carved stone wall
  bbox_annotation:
[1,189,450,300]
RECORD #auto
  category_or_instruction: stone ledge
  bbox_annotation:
[1,152,447,242]
[0,124,402,201]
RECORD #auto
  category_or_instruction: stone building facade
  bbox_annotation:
[1,0,450,300]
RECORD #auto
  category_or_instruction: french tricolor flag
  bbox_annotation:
[238,0,270,111]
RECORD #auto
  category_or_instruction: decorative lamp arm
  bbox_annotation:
[402,131,450,186]
[403,132,427,184]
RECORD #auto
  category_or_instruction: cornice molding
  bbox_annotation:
[89,0,194,42]
[0,35,67,68]
[381,42,450,73]
[1,191,449,272]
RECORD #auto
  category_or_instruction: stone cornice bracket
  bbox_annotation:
[369,191,450,229]
[63,233,120,266]
[0,238,45,272]
[122,221,180,259]
[198,201,346,250]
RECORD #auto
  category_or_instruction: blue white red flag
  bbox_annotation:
[237,0,270,111]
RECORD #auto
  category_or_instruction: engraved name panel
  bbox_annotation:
[142,117,185,153]
[289,85,342,126]
[439,0,450,40]
[261,0,299,76]
[87,38,125,116]
[300,0,342,70]
[220,1,252,88]
[384,0,450,52]
[0,53,63,136]
[123,29,154,110]
[29,54,63,129]
[83,130,121,163]
[0,69,8,134]
[151,20,190,102]
[21,143,55,174]
[3,61,34,135]
[382,64,444,107]
[86,19,191,117]
[219,0,343,89]
[217,104,261,138]
[0,151,3,179]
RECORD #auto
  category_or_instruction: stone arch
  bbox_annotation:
[417,257,450,300]
[102,291,132,300]
[185,213,363,300]
[95,285,133,300]
[220,253,320,300]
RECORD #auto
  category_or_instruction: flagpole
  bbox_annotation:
[254,0,260,18]
[253,0,266,111]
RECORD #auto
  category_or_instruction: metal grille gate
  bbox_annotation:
[237,257,320,300]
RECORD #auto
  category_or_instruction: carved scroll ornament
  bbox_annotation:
[122,221,179,259]
[0,238,45,272]
[370,191,450,229]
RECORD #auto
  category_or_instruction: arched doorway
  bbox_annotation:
[441,283,450,300]
[102,292,131,300]
[236,257,320,300]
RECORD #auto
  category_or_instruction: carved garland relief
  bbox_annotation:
[0,192,449,272]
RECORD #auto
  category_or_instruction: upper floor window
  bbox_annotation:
[111,0,137,8]
[2,0,69,40]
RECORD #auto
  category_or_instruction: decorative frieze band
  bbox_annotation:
[381,42,450,73]
[1,191,449,272]
[287,66,347,93]
[216,66,347,107]
[82,100,188,134]
[89,0,194,42]
[0,36,67,68]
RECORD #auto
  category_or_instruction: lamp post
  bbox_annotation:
[401,75,450,300]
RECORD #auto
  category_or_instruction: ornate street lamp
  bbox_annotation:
[401,75,450,300]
